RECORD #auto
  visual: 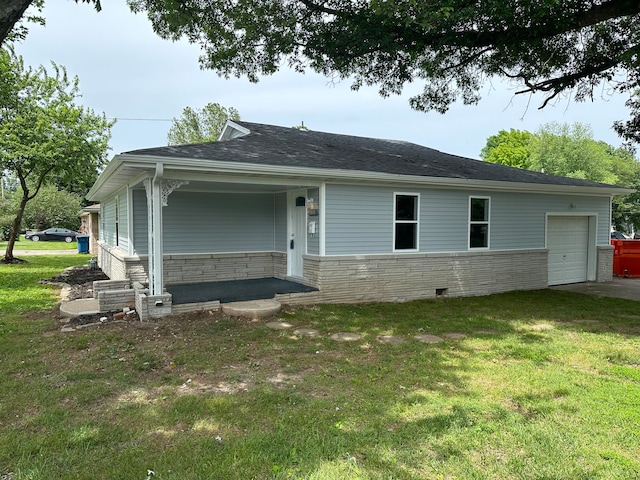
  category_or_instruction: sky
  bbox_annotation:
[14,0,633,160]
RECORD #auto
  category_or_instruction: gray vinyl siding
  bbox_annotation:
[132,189,147,254]
[274,193,287,252]
[489,191,610,248]
[325,185,394,254]
[325,184,611,255]
[117,191,129,252]
[101,197,117,247]
[131,189,278,255]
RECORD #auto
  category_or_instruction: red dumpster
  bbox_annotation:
[611,239,640,277]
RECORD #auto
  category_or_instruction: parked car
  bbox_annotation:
[25,228,78,242]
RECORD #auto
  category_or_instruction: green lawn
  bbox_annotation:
[1,256,640,479]
[0,235,78,251]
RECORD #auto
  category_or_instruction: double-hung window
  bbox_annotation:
[394,193,419,251]
[469,196,490,249]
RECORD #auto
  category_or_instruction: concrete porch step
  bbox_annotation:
[222,299,282,319]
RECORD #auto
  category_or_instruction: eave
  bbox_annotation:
[86,153,634,201]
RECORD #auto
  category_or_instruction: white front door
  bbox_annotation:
[288,190,307,279]
[547,216,589,285]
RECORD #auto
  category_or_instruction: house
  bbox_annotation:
[79,204,100,255]
[86,120,632,319]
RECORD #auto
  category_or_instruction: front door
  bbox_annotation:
[288,190,307,279]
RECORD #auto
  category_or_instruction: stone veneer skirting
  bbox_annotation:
[95,243,615,316]
[97,242,287,285]
[301,249,550,304]
[596,245,614,283]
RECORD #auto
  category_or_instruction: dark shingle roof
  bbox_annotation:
[124,121,617,188]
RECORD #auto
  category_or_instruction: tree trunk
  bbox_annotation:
[0,0,33,44]
[3,191,28,261]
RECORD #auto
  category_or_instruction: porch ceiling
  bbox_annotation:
[130,178,305,194]
[89,159,318,200]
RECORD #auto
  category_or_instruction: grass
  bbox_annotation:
[0,235,78,251]
[0,254,88,316]
[1,256,640,479]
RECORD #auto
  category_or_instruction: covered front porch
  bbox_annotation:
[167,277,318,304]
[93,165,323,319]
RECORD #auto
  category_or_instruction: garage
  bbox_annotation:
[547,216,590,285]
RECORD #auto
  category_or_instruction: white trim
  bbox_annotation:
[126,186,134,256]
[218,120,250,141]
[468,196,491,250]
[393,192,420,253]
[319,182,326,256]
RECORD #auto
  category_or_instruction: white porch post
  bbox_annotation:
[151,163,164,295]
[144,164,165,296]
[143,165,189,298]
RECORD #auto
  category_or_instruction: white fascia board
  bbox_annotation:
[90,153,634,199]
[86,154,124,201]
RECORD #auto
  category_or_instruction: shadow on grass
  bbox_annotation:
[3,288,640,479]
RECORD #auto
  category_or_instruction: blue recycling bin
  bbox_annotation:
[77,235,89,254]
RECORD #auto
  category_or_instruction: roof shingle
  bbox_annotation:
[124,121,619,189]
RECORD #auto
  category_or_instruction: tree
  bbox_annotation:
[480,129,535,170]
[19,185,83,232]
[481,122,640,231]
[0,49,113,262]
[167,103,240,145]
[125,0,640,141]
[6,1,640,142]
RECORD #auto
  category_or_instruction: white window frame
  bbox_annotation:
[393,192,420,252]
[469,196,490,250]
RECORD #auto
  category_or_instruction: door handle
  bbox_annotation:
[290,239,294,249]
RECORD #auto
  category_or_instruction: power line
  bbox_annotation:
[107,117,173,122]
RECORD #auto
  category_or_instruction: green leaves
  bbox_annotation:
[167,102,240,145]
[0,48,113,259]
[127,0,640,140]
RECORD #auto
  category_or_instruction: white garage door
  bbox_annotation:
[547,216,589,286]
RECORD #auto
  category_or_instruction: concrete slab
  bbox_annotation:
[60,298,99,318]
[222,299,281,319]
[330,332,362,342]
[550,278,640,301]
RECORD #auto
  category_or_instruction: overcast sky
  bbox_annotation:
[14,1,632,160]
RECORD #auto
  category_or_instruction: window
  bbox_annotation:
[469,197,490,249]
[394,193,419,251]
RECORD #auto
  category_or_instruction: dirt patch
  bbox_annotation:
[46,265,110,302]
[68,310,140,326]
[50,265,109,286]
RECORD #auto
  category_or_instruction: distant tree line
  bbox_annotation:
[481,122,640,233]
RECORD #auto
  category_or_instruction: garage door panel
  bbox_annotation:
[548,216,589,285]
